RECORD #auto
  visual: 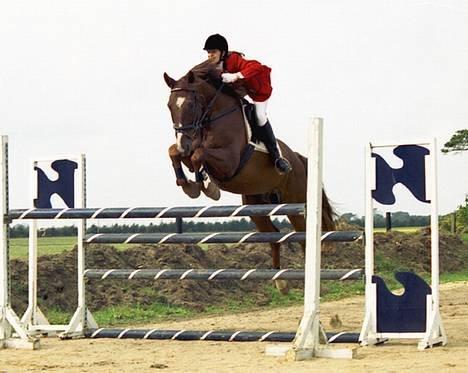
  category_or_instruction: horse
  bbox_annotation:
[163,62,335,293]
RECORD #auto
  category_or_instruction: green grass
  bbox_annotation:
[46,303,195,326]
[9,236,77,259]
[45,286,306,326]
[9,236,132,259]
[440,269,468,283]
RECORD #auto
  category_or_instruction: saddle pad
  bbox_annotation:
[241,105,283,156]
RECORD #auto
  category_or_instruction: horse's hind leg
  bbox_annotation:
[190,148,221,201]
[199,170,221,201]
[242,194,289,295]
[288,195,335,255]
[287,214,306,254]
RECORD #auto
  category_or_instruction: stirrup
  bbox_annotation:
[275,157,292,175]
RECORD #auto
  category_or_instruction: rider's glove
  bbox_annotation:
[221,72,244,83]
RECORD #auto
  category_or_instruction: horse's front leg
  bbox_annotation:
[168,144,201,198]
[190,147,221,201]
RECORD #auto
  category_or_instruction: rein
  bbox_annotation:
[171,83,239,134]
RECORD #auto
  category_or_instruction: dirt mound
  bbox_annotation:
[10,231,468,314]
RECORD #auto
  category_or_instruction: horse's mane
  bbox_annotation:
[188,60,243,102]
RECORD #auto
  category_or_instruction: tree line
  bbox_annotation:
[9,218,291,238]
[341,211,430,228]
[8,211,439,238]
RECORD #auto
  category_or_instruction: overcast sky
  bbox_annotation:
[1,0,467,218]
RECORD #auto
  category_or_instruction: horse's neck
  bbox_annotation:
[201,95,247,179]
[209,96,246,146]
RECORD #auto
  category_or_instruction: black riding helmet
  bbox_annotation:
[203,34,228,54]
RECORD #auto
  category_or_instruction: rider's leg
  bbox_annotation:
[254,100,292,174]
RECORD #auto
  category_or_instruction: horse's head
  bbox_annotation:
[164,63,222,156]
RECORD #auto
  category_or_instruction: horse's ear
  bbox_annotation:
[188,70,195,84]
[164,72,176,88]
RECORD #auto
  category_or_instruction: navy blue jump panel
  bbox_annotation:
[372,145,430,205]
[34,159,78,208]
[373,271,431,333]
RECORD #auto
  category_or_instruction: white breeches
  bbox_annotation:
[254,100,268,126]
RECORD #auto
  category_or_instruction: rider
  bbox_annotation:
[203,34,292,175]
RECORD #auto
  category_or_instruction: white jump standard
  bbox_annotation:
[0,135,39,349]
[359,139,447,349]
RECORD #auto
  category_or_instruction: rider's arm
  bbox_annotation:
[225,52,265,80]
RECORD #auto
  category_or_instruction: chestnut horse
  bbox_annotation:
[164,63,335,292]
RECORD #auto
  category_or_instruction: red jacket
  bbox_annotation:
[224,52,272,102]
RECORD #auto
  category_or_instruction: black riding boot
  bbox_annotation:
[258,121,292,175]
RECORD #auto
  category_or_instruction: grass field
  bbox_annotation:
[9,236,130,259]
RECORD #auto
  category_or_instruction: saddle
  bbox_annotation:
[241,99,263,145]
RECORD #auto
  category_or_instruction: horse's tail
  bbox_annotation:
[295,152,336,231]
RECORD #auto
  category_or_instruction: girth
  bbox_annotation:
[203,143,255,183]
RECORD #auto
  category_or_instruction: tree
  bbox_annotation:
[441,129,468,153]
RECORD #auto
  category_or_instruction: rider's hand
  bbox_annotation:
[221,72,243,83]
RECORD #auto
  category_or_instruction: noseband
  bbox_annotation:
[171,83,239,137]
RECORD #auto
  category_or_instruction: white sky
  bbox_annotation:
[1,0,467,217]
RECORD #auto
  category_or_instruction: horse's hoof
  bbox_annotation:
[274,279,290,295]
[181,181,201,198]
[202,181,221,201]
[176,178,188,186]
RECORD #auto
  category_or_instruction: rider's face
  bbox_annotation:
[207,49,222,64]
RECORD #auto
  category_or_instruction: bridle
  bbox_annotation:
[171,82,239,138]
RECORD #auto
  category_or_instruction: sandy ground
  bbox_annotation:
[1,281,467,373]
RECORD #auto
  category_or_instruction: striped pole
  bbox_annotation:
[84,328,360,344]
[9,203,305,220]
[83,268,364,281]
[83,231,362,244]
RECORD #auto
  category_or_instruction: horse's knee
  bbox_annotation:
[168,143,178,154]
[191,148,205,169]
[168,144,181,158]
